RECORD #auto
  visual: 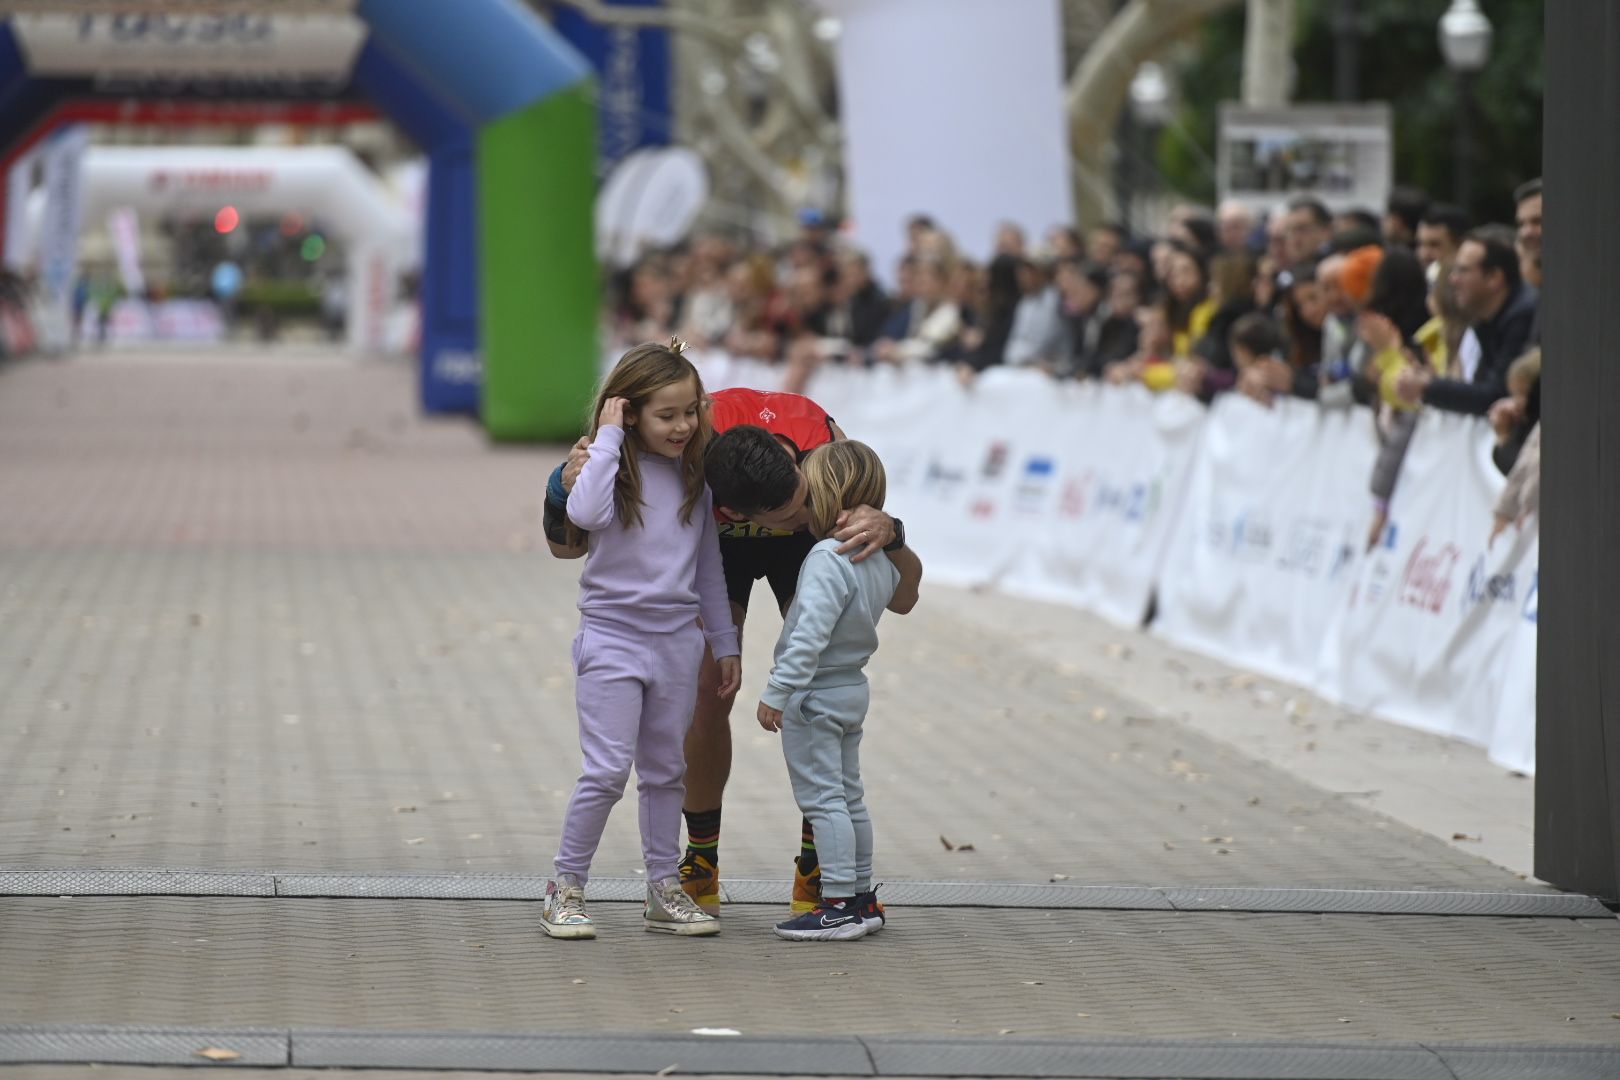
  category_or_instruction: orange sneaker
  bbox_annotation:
[678,850,720,916]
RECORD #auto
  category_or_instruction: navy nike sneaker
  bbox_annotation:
[772,896,869,941]
[852,884,885,933]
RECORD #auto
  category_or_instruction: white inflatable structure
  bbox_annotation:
[26,145,417,351]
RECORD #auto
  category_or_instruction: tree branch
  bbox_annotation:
[1065,0,1241,225]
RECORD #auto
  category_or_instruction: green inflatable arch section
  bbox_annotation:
[360,0,599,442]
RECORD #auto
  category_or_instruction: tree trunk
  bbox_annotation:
[1065,0,1242,228]
[1241,0,1294,107]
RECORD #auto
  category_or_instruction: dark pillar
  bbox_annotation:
[1537,0,1620,901]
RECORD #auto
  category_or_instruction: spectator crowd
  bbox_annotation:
[607,179,1546,547]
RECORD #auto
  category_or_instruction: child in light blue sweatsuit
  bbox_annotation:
[756,440,899,941]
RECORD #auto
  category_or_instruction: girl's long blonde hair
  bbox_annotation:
[802,440,887,539]
[568,340,712,544]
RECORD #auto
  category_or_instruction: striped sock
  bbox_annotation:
[683,807,721,868]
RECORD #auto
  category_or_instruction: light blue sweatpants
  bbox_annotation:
[779,682,872,897]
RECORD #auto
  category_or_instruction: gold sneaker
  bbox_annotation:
[646,876,720,936]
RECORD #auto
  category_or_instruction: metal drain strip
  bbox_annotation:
[2,1025,1617,1079]
[0,868,1609,918]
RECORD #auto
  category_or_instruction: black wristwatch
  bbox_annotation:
[882,517,906,552]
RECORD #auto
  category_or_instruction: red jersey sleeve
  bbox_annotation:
[708,387,835,460]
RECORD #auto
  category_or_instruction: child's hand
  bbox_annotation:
[598,397,630,429]
[716,656,741,699]
[757,701,783,732]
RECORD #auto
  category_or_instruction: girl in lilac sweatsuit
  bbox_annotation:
[540,341,741,941]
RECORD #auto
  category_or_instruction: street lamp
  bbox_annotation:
[1439,0,1493,216]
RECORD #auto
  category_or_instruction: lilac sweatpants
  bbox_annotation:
[554,616,707,883]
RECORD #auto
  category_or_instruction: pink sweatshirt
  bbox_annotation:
[565,425,739,657]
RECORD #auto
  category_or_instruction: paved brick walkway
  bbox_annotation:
[0,350,1614,1077]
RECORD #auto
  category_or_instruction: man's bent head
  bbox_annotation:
[705,425,811,531]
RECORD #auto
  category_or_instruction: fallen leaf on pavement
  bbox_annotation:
[1202,837,1234,844]
[194,1048,241,1062]
[1162,841,1176,850]
[1049,873,1070,882]
[1451,832,1482,842]
[939,835,955,851]
[956,843,976,852]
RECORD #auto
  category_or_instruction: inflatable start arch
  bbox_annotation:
[0,0,600,441]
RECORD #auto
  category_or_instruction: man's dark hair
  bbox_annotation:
[1420,203,1471,242]
[1286,195,1332,227]
[704,425,800,515]
[1055,257,1109,292]
[1513,177,1543,205]
[1329,227,1383,254]
[1096,222,1130,242]
[1337,207,1382,236]
[1466,224,1522,291]
[1229,312,1283,357]
[1386,186,1431,235]
[1179,214,1218,256]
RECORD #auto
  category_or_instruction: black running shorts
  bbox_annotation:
[719,531,818,613]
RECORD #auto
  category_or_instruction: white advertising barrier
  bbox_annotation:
[1152,395,1378,685]
[996,379,1205,625]
[1315,410,1538,773]
[697,357,1202,619]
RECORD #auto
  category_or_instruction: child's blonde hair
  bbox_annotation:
[569,339,711,545]
[1507,346,1541,394]
[802,440,886,539]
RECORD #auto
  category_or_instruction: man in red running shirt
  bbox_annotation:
[545,385,923,918]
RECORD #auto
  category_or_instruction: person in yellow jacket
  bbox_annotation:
[1163,242,1218,359]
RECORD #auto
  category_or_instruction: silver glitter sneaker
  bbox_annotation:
[540,874,595,939]
[644,875,721,936]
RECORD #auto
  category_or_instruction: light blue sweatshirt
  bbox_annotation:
[566,425,739,658]
[761,538,899,711]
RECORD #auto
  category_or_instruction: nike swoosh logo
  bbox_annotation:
[819,914,854,928]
